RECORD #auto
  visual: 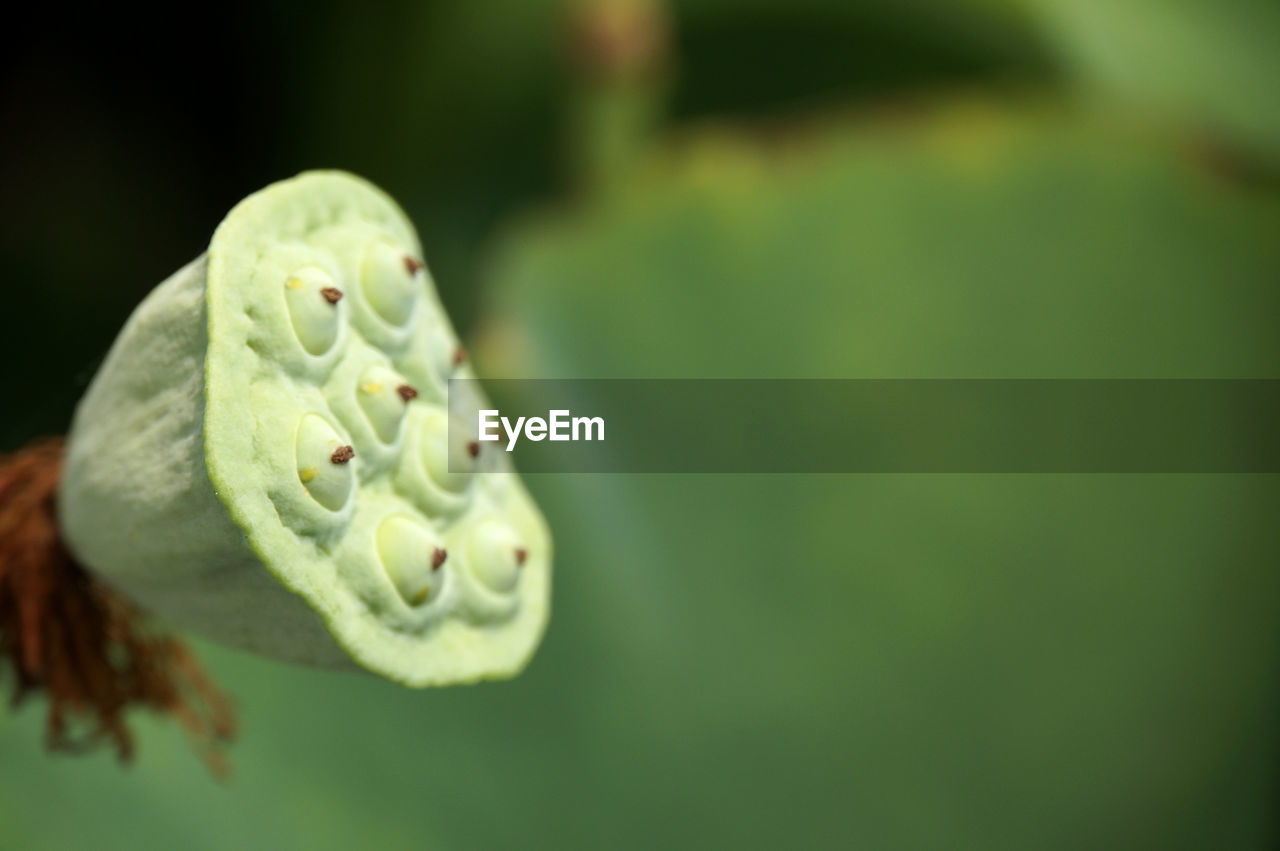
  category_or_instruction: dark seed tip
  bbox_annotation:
[397,384,418,402]
[452,346,466,366]
[320,287,343,304]
[431,547,447,571]
[330,445,355,464]
[515,547,528,566]
[403,256,424,276]
[466,440,480,459]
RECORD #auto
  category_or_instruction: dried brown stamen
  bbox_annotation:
[431,548,447,571]
[397,384,418,402]
[0,438,236,777]
[330,445,355,464]
[320,287,343,304]
[403,256,423,276]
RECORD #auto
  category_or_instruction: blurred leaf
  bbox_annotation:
[1022,0,1280,161]
[483,99,1279,378]
[470,99,1280,847]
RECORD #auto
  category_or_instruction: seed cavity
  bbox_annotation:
[284,266,342,355]
[330,445,355,464]
[377,515,447,606]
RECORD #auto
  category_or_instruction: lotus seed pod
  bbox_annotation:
[58,171,551,687]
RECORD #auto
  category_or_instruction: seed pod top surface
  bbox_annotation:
[62,171,551,687]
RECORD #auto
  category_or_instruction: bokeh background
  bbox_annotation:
[2,0,1279,848]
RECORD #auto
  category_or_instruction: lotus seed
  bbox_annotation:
[376,515,447,607]
[284,266,343,355]
[295,413,354,510]
[357,364,412,443]
[467,521,526,595]
[420,411,473,493]
[361,240,420,326]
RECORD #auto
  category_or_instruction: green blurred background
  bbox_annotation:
[2,0,1279,848]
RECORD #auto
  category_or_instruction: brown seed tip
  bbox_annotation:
[466,440,480,459]
[403,256,423,276]
[330,445,355,464]
[452,346,466,366]
[431,547,447,571]
[320,287,343,304]
[515,547,528,566]
[397,384,418,402]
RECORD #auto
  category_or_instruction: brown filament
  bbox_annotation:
[0,438,236,777]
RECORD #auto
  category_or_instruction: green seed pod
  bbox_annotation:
[58,171,551,687]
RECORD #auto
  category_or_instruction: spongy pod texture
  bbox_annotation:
[59,171,552,686]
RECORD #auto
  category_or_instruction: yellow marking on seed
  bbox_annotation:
[412,587,430,605]
[299,466,317,483]
[287,277,305,290]
[362,382,384,396]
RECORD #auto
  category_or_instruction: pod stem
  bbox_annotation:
[565,0,672,195]
[0,437,236,777]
